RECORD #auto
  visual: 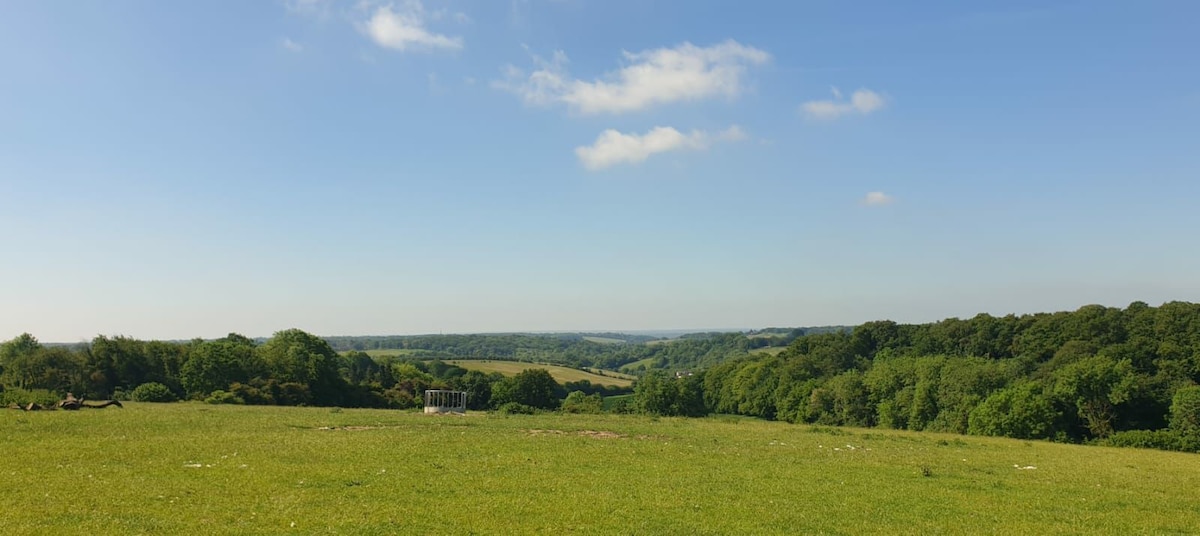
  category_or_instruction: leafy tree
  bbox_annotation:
[806,370,871,426]
[491,368,559,410]
[257,329,345,406]
[967,383,1058,439]
[181,339,254,397]
[0,333,44,389]
[561,390,603,414]
[130,382,178,402]
[1,343,84,394]
[453,370,501,410]
[634,370,706,417]
[929,357,1017,434]
[1170,385,1200,434]
[1053,356,1137,438]
[0,333,42,365]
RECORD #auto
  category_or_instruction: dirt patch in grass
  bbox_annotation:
[527,429,626,439]
[317,425,398,431]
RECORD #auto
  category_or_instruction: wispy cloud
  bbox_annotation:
[362,2,463,52]
[281,37,304,53]
[862,191,895,206]
[801,88,886,120]
[495,40,769,115]
[575,125,745,171]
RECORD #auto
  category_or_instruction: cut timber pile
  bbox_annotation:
[5,393,122,411]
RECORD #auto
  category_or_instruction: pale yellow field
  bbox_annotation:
[444,360,634,388]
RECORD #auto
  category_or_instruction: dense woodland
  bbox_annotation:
[4,301,1200,451]
[688,301,1200,451]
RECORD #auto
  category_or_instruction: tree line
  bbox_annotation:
[634,301,1200,451]
[6,301,1200,452]
[0,329,627,410]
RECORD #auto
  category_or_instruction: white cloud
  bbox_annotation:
[281,37,304,52]
[801,88,887,120]
[363,2,463,52]
[862,191,895,206]
[575,125,746,171]
[495,40,769,115]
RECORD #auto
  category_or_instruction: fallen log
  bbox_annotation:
[82,400,123,409]
[5,393,123,411]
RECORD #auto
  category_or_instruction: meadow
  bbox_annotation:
[3,404,1199,534]
[444,360,634,388]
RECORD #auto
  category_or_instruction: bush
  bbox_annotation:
[383,388,417,409]
[0,388,61,407]
[496,402,537,415]
[967,383,1058,440]
[603,394,636,414]
[204,390,245,405]
[1170,385,1200,434]
[1101,429,1200,453]
[561,391,603,414]
[130,382,178,403]
[229,382,274,405]
[491,369,560,410]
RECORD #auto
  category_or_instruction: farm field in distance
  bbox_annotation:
[444,360,634,388]
[581,336,625,344]
[3,404,1199,534]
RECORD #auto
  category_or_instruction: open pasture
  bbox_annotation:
[444,360,633,388]
[582,336,626,345]
[3,404,1199,534]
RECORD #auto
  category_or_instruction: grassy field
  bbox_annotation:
[3,404,1199,534]
[750,346,788,356]
[582,336,625,345]
[618,356,661,373]
[444,360,634,388]
[347,348,426,358]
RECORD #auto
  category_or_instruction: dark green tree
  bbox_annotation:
[257,329,345,406]
[967,383,1058,439]
[1170,385,1200,434]
[1053,356,1137,438]
[181,339,254,397]
[491,368,559,409]
[561,390,603,414]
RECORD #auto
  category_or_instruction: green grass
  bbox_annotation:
[444,360,633,388]
[3,404,1199,534]
[618,356,661,372]
[601,394,633,411]
[582,336,625,344]
[750,346,788,356]
[344,348,426,358]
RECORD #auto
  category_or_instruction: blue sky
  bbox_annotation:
[2,1,1198,342]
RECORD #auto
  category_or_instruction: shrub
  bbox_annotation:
[603,395,636,414]
[967,383,1058,440]
[496,402,537,415]
[383,388,417,409]
[561,391,603,414]
[1101,429,1200,453]
[204,390,245,405]
[130,382,178,403]
[0,388,61,407]
[1170,385,1200,434]
[229,382,274,405]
